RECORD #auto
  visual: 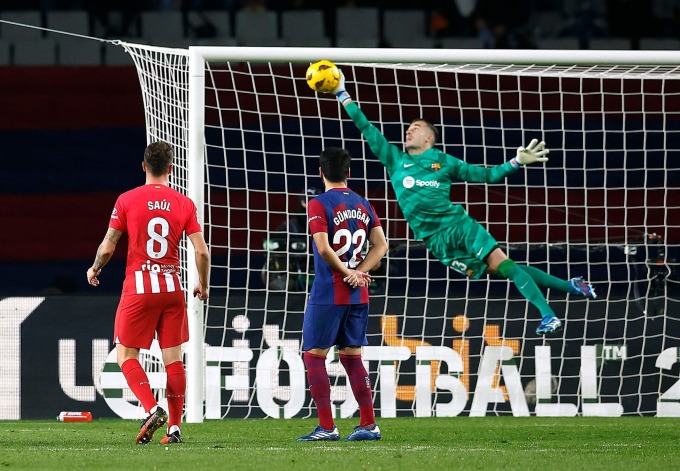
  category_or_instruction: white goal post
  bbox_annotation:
[119,43,679,422]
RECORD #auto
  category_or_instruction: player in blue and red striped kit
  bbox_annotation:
[297,147,388,442]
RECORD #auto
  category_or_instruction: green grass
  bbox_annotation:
[1,417,679,470]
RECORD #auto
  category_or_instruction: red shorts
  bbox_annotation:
[113,290,188,349]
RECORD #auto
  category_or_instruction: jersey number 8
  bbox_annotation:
[147,217,170,259]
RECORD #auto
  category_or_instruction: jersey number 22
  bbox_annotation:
[333,228,366,269]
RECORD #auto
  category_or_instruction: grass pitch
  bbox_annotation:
[1,417,678,470]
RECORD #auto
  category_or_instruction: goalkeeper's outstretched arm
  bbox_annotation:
[327,68,549,174]
[326,71,402,169]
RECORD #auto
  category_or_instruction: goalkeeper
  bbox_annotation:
[327,70,596,336]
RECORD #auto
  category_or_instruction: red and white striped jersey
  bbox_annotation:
[109,184,201,295]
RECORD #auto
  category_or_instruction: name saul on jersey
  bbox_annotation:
[147,199,172,211]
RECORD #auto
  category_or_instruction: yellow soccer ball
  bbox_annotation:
[306,60,340,93]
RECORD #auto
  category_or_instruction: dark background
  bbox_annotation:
[0,67,146,295]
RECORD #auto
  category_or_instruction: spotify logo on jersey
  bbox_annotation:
[403,176,440,189]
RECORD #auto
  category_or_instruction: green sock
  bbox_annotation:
[517,264,571,293]
[496,259,554,317]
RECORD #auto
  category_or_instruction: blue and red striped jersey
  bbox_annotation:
[307,187,382,305]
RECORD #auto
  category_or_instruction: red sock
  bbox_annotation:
[165,361,185,428]
[121,359,157,413]
[303,351,334,430]
[340,353,375,427]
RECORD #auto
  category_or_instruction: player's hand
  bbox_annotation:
[193,283,209,300]
[87,267,101,287]
[516,139,549,165]
[344,271,365,288]
[330,70,346,95]
[344,270,372,288]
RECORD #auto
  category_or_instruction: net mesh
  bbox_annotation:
[121,43,680,418]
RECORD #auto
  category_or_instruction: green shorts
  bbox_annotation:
[423,213,498,279]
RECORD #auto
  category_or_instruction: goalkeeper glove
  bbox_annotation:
[515,139,549,165]
[332,70,351,105]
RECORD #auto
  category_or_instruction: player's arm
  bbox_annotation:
[451,139,550,183]
[354,225,388,275]
[188,231,210,300]
[312,231,357,279]
[87,227,122,287]
[329,71,402,170]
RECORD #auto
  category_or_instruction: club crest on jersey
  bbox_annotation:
[431,162,441,171]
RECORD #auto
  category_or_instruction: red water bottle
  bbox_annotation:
[57,411,92,422]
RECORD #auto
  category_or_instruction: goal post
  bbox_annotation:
[119,42,679,422]
[187,49,206,424]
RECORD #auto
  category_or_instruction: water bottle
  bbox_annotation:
[57,411,92,422]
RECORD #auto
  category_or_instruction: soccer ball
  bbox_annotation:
[306,60,340,93]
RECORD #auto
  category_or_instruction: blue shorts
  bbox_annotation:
[302,303,369,351]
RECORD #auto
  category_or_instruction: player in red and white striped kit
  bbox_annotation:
[87,141,210,445]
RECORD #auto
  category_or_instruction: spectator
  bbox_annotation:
[239,0,268,11]
[89,0,143,38]
[562,1,607,49]
[474,0,533,48]
[431,0,479,37]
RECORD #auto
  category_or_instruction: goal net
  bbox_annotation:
[119,43,679,421]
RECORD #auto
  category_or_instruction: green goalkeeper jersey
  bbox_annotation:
[344,101,519,240]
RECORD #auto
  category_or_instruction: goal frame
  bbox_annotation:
[181,47,680,422]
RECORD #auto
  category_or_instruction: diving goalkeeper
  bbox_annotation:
[327,71,596,336]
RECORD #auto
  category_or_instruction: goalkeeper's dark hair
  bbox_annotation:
[319,147,351,183]
[410,118,439,145]
[144,141,174,176]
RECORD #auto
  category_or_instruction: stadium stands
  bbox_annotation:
[281,10,330,47]
[383,9,434,49]
[0,5,676,65]
[335,7,380,48]
[234,10,284,47]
